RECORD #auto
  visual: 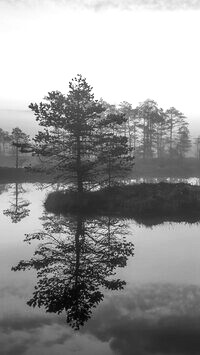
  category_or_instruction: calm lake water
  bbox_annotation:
[1,183,200,355]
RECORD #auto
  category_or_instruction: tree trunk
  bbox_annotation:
[16,146,19,169]
[108,155,111,188]
[133,123,136,151]
[76,135,83,194]
[169,113,173,158]
[143,117,146,159]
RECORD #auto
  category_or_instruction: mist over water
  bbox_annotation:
[0,110,39,138]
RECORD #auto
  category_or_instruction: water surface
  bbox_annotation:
[1,183,200,355]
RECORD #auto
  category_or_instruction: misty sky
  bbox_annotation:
[0,0,200,131]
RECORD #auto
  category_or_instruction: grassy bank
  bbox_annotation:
[44,183,200,225]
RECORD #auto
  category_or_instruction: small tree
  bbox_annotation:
[194,136,200,160]
[165,107,186,158]
[176,124,191,158]
[135,99,162,159]
[119,101,138,149]
[0,129,12,155]
[12,127,30,168]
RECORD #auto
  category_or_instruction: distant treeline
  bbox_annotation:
[0,127,29,154]
[100,99,200,160]
[2,99,200,163]
[0,127,33,168]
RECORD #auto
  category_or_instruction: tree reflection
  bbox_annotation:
[3,183,30,223]
[12,213,134,329]
[0,184,8,195]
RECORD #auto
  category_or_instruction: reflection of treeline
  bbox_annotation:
[3,183,30,223]
[12,213,134,329]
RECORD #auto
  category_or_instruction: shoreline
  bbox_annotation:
[44,183,200,226]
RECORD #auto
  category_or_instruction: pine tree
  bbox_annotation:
[119,101,140,151]
[176,124,191,158]
[12,127,30,168]
[135,100,162,159]
[29,74,105,193]
[97,112,134,187]
[165,107,186,158]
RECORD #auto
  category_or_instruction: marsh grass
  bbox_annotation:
[44,182,200,225]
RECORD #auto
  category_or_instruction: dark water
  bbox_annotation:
[1,183,200,355]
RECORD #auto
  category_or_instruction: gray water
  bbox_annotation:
[1,183,200,355]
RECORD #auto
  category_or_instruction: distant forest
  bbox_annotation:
[97,99,199,160]
[1,98,200,169]
[0,127,31,167]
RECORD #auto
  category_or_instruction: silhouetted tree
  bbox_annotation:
[0,128,11,155]
[29,74,105,192]
[12,127,30,168]
[12,213,134,329]
[176,124,191,158]
[165,107,186,158]
[97,112,134,187]
[194,136,200,160]
[154,108,168,159]
[119,101,139,150]
[135,100,163,159]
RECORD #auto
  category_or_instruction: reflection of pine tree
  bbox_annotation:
[3,183,30,223]
[0,184,8,195]
[12,213,134,329]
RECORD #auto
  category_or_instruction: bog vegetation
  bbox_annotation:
[1,74,200,186]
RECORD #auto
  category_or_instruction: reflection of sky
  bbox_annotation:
[1,283,200,355]
[120,221,200,285]
[1,184,200,354]
[85,284,200,355]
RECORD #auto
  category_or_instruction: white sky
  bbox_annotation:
[0,0,200,124]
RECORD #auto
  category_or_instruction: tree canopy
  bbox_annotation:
[29,74,134,191]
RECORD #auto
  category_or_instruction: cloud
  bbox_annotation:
[109,316,200,355]
[2,283,200,355]
[43,332,72,346]
[2,0,200,11]
[0,316,72,355]
[84,284,200,355]
[84,0,200,11]
[0,315,57,332]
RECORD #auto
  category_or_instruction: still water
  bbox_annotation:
[1,183,200,355]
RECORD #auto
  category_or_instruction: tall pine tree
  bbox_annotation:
[29,74,105,192]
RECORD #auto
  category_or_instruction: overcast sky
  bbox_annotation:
[0,0,200,124]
